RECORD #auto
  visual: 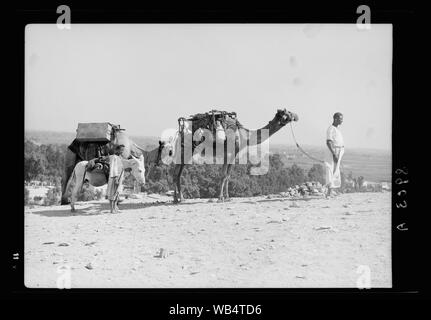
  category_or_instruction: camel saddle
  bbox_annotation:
[178,110,240,146]
[85,156,110,181]
[68,123,124,161]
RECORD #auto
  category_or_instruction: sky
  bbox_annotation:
[25,24,392,150]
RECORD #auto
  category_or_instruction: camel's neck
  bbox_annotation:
[128,138,159,166]
[240,120,283,147]
[142,147,159,165]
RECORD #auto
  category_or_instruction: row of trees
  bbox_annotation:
[143,153,326,199]
[24,140,66,184]
[24,139,327,201]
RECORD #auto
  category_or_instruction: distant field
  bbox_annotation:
[272,144,391,182]
[25,130,160,150]
[25,131,391,182]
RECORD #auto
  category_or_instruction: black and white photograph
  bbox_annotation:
[11,4,420,301]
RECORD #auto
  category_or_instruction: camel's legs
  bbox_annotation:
[173,164,184,203]
[224,164,234,201]
[61,150,77,205]
[218,163,229,202]
[69,174,82,213]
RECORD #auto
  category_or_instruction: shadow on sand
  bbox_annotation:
[29,196,320,218]
[29,199,208,218]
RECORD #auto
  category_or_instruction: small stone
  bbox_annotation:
[58,243,69,247]
[267,220,282,224]
[85,263,93,270]
[290,202,300,208]
[256,247,264,251]
[154,248,169,258]
[313,226,332,231]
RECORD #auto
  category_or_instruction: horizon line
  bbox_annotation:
[25,129,391,152]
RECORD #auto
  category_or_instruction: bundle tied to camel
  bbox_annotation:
[178,110,242,147]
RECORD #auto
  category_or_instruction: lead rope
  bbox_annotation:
[289,122,325,164]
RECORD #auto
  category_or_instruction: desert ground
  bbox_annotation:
[24,191,391,288]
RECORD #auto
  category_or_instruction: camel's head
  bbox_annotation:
[128,155,146,185]
[275,108,299,126]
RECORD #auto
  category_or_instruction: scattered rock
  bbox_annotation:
[154,248,169,258]
[267,220,282,224]
[343,204,350,208]
[313,226,332,231]
[84,241,97,246]
[282,218,290,222]
[190,271,199,275]
[43,242,55,245]
[256,247,264,251]
[296,275,306,279]
[85,263,93,270]
[58,243,69,247]
[290,202,300,208]
[244,237,253,240]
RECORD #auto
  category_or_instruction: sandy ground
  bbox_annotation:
[24,192,391,288]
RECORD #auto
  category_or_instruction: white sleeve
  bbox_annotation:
[326,126,334,141]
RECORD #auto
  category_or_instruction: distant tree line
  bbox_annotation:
[24,139,326,200]
[24,140,66,185]
[143,153,326,199]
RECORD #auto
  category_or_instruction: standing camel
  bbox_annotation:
[170,109,298,203]
[61,129,170,205]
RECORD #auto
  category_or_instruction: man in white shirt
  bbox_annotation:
[107,144,125,213]
[325,112,345,198]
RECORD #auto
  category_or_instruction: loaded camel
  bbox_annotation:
[169,109,298,203]
[65,152,146,212]
[61,129,171,205]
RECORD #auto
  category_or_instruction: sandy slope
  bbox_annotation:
[24,192,391,288]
